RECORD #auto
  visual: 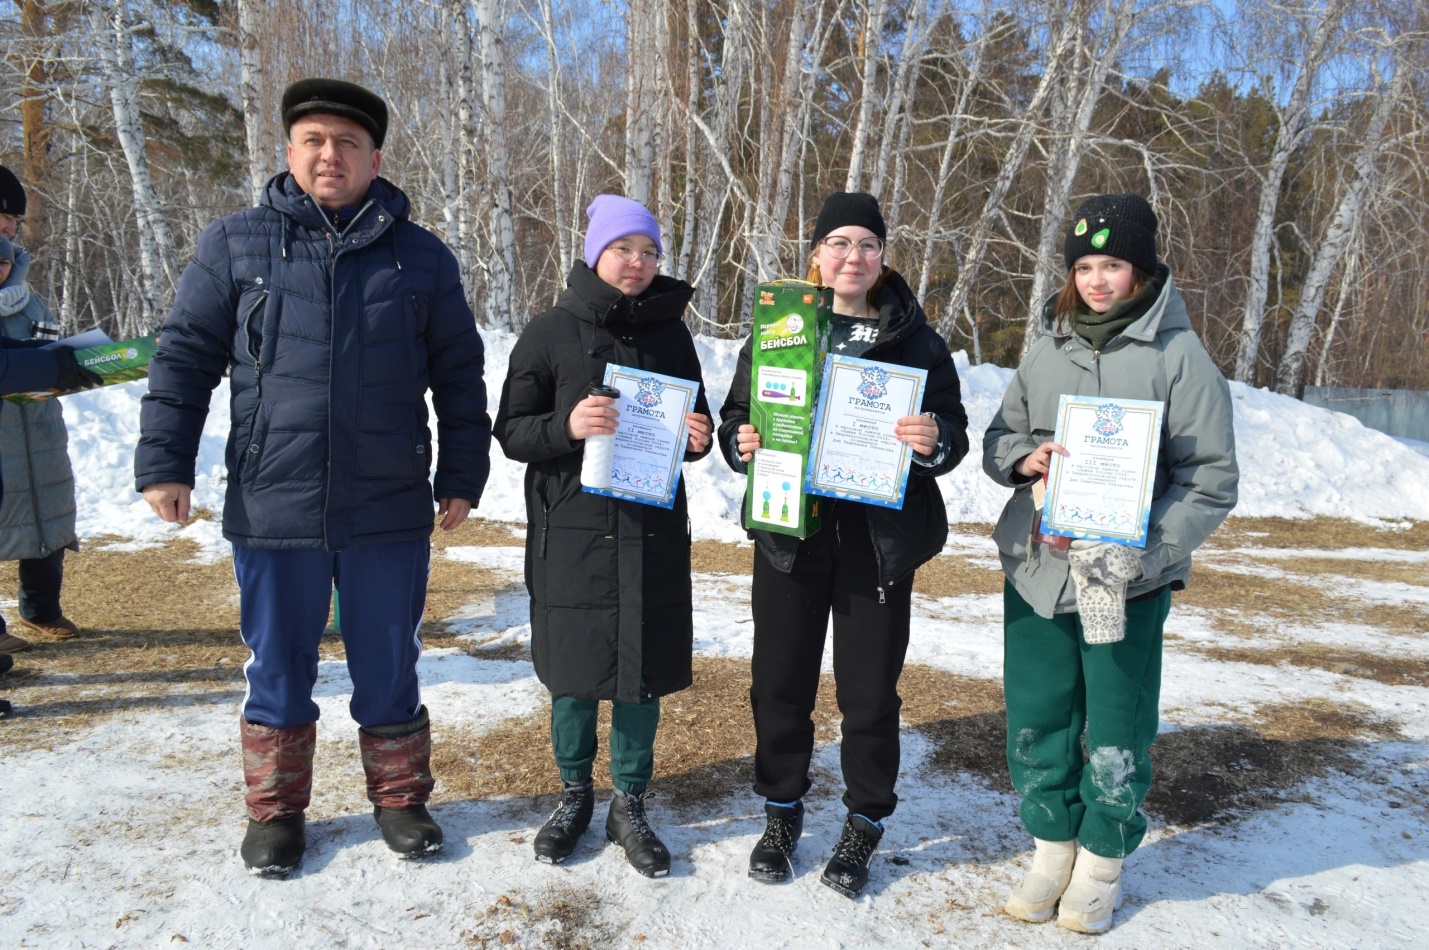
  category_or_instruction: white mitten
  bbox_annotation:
[1068,540,1144,584]
[1067,542,1142,645]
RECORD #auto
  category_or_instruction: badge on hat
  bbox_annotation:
[1074,219,1088,236]
[1091,228,1110,249]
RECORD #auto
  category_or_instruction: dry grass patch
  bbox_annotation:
[463,887,612,949]
[1184,643,1429,688]
[1261,556,1429,588]
[432,518,526,550]
[445,656,841,810]
[1207,517,1428,551]
[691,539,754,575]
[913,555,1003,598]
[1178,566,1429,640]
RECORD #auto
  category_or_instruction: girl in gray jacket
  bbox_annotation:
[982,194,1238,934]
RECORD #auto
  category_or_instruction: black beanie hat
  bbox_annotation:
[1064,193,1158,275]
[0,165,25,216]
[282,78,389,149]
[810,192,887,250]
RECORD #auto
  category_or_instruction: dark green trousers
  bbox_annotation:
[1002,580,1170,858]
[550,692,661,795]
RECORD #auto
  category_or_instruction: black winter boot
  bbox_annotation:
[534,779,595,864]
[748,801,804,882]
[606,790,671,878]
[241,813,306,876]
[373,805,443,858]
[820,814,883,898]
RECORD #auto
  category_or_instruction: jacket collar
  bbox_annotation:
[261,172,410,236]
[558,261,695,330]
[865,268,929,351]
[1039,264,1190,346]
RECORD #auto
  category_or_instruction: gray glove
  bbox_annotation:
[1067,541,1144,645]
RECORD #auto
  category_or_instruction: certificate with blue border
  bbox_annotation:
[804,355,927,509]
[582,364,698,510]
[1040,395,1164,547]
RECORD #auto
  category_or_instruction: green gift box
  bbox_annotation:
[745,281,833,538]
[5,333,160,405]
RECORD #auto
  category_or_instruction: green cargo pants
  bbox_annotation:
[550,691,661,795]
[1002,580,1170,858]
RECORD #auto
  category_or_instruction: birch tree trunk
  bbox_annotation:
[93,0,180,329]
[1021,0,1137,356]
[844,0,889,192]
[536,0,572,278]
[935,3,1079,340]
[623,0,663,205]
[1231,0,1347,383]
[236,0,268,204]
[869,0,926,201]
[476,0,516,329]
[1275,64,1405,396]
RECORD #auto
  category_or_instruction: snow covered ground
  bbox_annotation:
[3,330,1428,947]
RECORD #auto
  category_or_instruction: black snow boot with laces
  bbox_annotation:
[748,801,804,882]
[606,789,671,877]
[820,814,883,898]
[533,779,595,864]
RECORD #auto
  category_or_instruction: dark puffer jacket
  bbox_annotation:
[494,262,711,703]
[718,269,970,588]
[136,173,490,549]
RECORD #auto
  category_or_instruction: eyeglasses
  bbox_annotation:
[605,244,661,266]
[820,237,884,260]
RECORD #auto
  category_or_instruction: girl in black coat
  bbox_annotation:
[494,195,712,878]
[717,192,970,896]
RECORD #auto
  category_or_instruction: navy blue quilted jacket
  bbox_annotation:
[135,173,491,550]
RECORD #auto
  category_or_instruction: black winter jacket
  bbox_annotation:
[135,173,490,549]
[494,262,712,703]
[718,269,969,588]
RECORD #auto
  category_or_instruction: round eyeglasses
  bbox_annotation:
[820,236,884,260]
[604,244,662,266]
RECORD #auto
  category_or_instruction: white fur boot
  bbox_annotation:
[1003,837,1078,923]
[1056,847,1124,934]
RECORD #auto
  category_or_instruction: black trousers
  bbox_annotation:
[750,501,912,822]
[0,548,65,635]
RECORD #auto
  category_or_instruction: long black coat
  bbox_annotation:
[494,263,712,702]
[718,269,970,587]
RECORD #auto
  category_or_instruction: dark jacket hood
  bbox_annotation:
[867,268,929,352]
[556,261,696,331]
[261,172,412,230]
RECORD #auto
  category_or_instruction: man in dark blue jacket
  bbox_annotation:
[135,78,490,875]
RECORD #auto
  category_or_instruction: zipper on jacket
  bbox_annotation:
[240,292,269,396]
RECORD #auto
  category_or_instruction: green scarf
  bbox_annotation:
[1071,275,1161,351]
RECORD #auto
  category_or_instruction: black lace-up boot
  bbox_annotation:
[820,814,883,898]
[533,779,595,864]
[606,789,671,877]
[748,801,804,882]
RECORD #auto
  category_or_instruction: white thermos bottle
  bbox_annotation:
[579,383,622,489]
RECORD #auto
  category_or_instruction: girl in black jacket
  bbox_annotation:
[494,195,712,878]
[717,192,969,896]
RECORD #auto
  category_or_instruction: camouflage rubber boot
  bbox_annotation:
[239,719,316,876]
[359,706,443,858]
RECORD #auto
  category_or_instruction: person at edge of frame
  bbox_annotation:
[0,208,102,718]
[134,78,491,876]
[717,191,970,898]
[493,194,713,879]
[984,193,1238,934]
[0,167,89,659]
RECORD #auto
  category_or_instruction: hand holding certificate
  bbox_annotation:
[1040,395,1164,547]
[804,354,928,509]
[581,363,701,510]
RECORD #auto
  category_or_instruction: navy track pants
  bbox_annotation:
[233,539,429,730]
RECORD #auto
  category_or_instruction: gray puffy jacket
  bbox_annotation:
[982,269,1239,618]
[0,246,77,561]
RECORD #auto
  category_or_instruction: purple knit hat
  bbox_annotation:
[584,195,662,268]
